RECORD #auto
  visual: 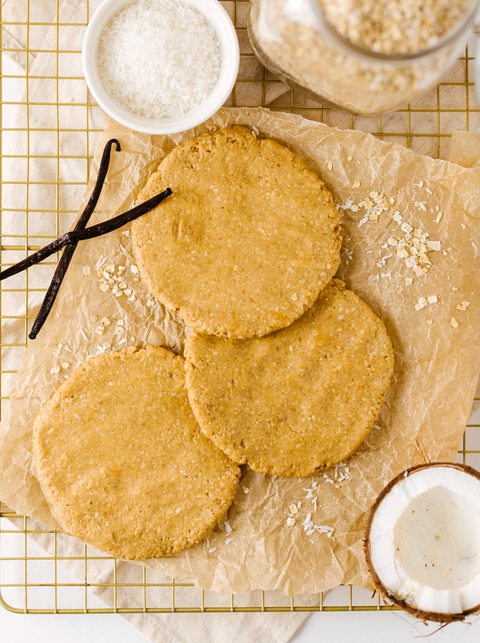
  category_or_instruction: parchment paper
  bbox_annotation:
[1,106,480,597]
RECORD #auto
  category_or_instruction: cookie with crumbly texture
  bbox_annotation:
[131,125,341,338]
[185,279,394,477]
[33,345,240,560]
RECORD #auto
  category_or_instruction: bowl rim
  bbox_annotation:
[82,0,239,135]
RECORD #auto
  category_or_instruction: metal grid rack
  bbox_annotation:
[1,0,480,616]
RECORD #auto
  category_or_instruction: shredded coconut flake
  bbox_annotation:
[98,0,222,119]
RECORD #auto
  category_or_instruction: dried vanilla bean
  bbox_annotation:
[29,138,121,339]
[26,188,172,339]
[0,185,172,338]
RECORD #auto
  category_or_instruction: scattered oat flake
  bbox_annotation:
[208,547,217,553]
[99,283,109,292]
[119,338,127,344]
[327,162,333,171]
[427,295,437,304]
[90,315,98,323]
[451,317,459,328]
[52,348,60,357]
[353,181,360,188]
[83,266,91,276]
[61,362,70,369]
[405,277,413,286]
[427,319,433,325]
[128,295,136,302]
[115,327,125,335]
[50,365,60,375]
[435,212,443,223]
[225,537,235,545]
[95,326,105,335]
[427,240,441,251]
[101,317,111,326]
[55,312,60,318]
[224,521,232,534]
[451,287,458,292]
[289,504,299,514]
[131,265,139,274]
[242,486,249,494]
[80,329,88,341]
[287,517,296,527]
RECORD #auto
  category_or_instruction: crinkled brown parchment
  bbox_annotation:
[1,107,480,596]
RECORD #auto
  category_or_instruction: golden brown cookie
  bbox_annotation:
[131,125,341,338]
[33,345,240,560]
[185,279,394,477]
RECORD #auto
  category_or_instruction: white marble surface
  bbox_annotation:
[2,52,480,643]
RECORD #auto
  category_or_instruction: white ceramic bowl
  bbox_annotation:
[82,0,239,134]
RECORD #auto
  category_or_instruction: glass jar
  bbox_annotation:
[247,0,480,115]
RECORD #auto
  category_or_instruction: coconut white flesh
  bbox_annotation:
[369,466,480,614]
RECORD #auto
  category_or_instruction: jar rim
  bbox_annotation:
[304,0,480,61]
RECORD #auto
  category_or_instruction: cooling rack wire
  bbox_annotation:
[1,0,480,616]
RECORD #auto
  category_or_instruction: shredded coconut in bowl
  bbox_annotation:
[98,0,222,119]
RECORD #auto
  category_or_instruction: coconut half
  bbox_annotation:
[365,462,480,622]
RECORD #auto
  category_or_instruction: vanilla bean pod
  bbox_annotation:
[0,186,172,338]
[0,188,172,284]
[1,140,122,286]
[46,189,172,245]
[29,138,121,339]
[27,187,171,338]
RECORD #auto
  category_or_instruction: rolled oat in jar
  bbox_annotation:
[247,0,479,115]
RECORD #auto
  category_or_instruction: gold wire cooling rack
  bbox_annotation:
[1,0,480,616]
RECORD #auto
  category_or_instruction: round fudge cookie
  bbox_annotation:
[33,345,240,560]
[131,125,341,338]
[185,279,394,477]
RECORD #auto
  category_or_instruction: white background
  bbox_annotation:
[2,52,480,642]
